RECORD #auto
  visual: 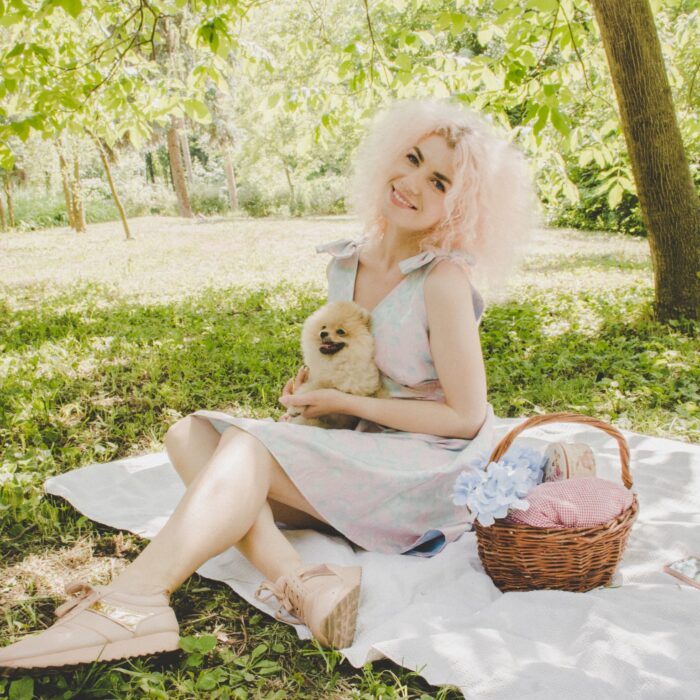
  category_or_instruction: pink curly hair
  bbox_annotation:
[347,99,538,298]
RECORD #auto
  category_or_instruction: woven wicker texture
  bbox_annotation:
[474,413,639,593]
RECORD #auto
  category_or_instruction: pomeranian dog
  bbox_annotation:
[285,301,385,429]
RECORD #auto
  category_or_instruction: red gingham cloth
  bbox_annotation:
[505,477,634,528]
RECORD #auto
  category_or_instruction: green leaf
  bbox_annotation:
[478,27,494,45]
[550,108,570,136]
[0,12,24,26]
[179,634,217,653]
[9,678,34,700]
[59,93,82,110]
[395,53,411,71]
[563,178,580,204]
[450,13,467,34]
[10,119,30,141]
[608,183,623,209]
[196,670,221,691]
[250,643,268,661]
[533,105,549,135]
[183,98,211,124]
[578,149,594,166]
[526,0,558,11]
[57,0,82,18]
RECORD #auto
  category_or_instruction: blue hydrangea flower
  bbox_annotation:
[451,445,546,527]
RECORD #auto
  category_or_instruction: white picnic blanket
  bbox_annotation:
[44,417,700,699]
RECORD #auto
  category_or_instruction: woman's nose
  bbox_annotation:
[400,173,420,195]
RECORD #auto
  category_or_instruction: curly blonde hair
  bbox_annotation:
[347,99,538,297]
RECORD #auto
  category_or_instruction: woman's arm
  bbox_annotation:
[280,260,488,439]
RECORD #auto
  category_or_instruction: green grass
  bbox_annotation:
[10,193,121,231]
[0,218,698,699]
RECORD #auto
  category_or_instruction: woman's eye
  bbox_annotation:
[336,329,346,336]
[433,179,446,192]
[406,153,419,165]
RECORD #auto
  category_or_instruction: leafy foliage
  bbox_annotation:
[1,0,697,232]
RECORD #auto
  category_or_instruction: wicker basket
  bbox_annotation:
[474,412,639,593]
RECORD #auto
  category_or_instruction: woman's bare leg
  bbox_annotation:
[110,419,328,595]
[165,415,332,530]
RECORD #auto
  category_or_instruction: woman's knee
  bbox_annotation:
[209,429,275,482]
[164,415,197,456]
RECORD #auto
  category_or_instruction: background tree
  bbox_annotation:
[590,0,699,321]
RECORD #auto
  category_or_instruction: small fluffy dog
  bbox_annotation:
[285,301,385,429]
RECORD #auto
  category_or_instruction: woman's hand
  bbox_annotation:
[279,388,351,419]
[278,366,309,422]
[282,365,309,398]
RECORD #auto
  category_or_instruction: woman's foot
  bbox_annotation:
[255,563,361,649]
[0,582,180,669]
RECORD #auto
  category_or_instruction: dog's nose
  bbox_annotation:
[320,331,328,339]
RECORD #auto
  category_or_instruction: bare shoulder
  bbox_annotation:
[424,259,473,304]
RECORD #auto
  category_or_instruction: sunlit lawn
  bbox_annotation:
[0,215,698,699]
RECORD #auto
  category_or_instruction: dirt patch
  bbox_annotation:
[0,540,128,607]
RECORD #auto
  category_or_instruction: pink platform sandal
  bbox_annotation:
[255,563,362,649]
[0,582,180,669]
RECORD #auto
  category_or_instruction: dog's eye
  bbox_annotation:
[336,329,346,336]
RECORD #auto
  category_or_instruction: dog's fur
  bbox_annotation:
[286,301,385,429]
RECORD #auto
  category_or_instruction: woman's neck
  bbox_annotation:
[367,224,424,273]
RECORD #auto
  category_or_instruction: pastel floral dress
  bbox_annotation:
[193,238,494,556]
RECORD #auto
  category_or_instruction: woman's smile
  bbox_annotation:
[390,185,417,210]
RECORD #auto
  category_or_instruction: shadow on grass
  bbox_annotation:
[523,252,650,274]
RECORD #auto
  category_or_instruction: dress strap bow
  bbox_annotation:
[398,249,477,274]
[315,238,363,259]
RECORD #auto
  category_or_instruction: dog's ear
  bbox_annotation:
[358,306,372,328]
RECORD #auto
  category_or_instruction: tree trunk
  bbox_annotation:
[56,144,77,230]
[223,150,239,210]
[282,159,296,214]
[145,151,156,183]
[167,120,193,217]
[178,119,193,181]
[71,151,87,233]
[3,176,15,228]
[0,184,6,231]
[94,138,133,241]
[591,0,700,321]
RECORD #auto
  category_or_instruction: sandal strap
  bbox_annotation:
[254,564,335,626]
[54,582,102,619]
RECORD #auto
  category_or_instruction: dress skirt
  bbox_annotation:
[192,407,494,556]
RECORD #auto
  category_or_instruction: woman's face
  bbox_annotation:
[381,133,455,235]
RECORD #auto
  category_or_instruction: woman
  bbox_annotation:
[0,98,535,668]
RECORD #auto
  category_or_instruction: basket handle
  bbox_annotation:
[488,412,633,489]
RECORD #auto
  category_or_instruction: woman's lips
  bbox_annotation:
[391,185,416,210]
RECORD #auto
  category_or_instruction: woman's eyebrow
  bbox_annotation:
[433,172,452,185]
